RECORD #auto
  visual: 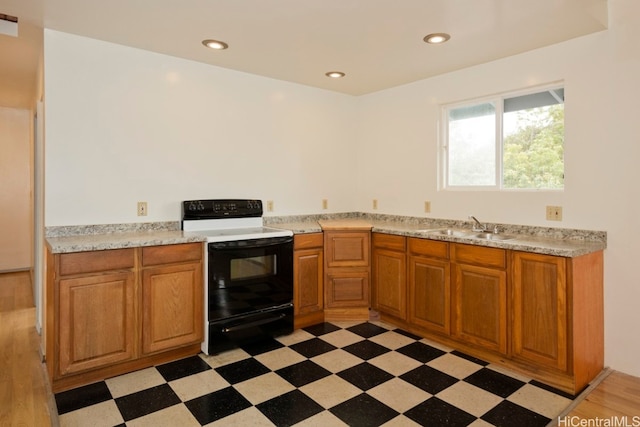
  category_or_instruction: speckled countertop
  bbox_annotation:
[46,222,206,254]
[46,214,606,257]
[265,213,607,258]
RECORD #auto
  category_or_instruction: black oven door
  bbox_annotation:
[207,236,294,353]
[207,236,294,321]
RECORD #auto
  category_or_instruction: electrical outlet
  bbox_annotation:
[137,202,147,216]
[266,200,274,212]
[424,201,431,213]
[546,205,562,221]
[373,199,378,210]
[322,199,328,210]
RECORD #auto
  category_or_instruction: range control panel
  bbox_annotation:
[182,199,263,219]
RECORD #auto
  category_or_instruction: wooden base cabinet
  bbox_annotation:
[293,233,324,328]
[372,233,407,320]
[451,244,508,355]
[408,238,450,335]
[322,225,372,321]
[511,250,604,393]
[46,243,203,392]
[372,235,603,395]
[58,269,136,376]
[141,244,203,355]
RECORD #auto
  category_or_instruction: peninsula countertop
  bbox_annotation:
[267,216,606,258]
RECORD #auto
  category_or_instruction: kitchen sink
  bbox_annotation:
[427,229,476,238]
[471,232,516,241]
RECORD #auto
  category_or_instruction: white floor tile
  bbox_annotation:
[427,353,484,379]
[105,367,166,398]
[367,378,432,413]
[233,372,296,405]
[507,383,572,419]
[126,404,200,427]
[299,375,362,409]
[169,369,230,401]
[436,381,503,417]
[58,400,124,427]
[253,346,307,371]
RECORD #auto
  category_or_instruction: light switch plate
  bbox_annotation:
[546,205,562,221]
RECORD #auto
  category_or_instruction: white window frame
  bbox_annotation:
[438,82,564,192]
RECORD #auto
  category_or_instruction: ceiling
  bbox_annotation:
[1,0,608,108]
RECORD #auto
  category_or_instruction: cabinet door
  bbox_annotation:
[408,255,450,334]
[325,271,369,308]
[294,247,324,315]
[452,263,507,354]
[373,248,407,319]
[324,231,370,268]
[58,271,136,375]
[141,262,203,354]
[512,252,567,371]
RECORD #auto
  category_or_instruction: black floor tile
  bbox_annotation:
[55,381,112,415]
[451,350,490,366]
[337,362,394,391]
[214,357,271,384]
[289,337,337,358]
[185,386,252,425]
[396,341,446,363]
[240,337,285,356]
[405,397,477,427]
[276,360,332,387]
[393,328,423,340]
[256,389,324,426]
[529,379,577,399]
[464,367,526,398]
[54,322,572,426]
[114,384,181,421]
[342,340,391,360]
[330,393,399,427]
[400,365,459,394]
[155,355,211,382]
[481,400,551,427]
[346,322,388,338]
[303,322,341,336]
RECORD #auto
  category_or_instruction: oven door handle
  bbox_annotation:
[209,235,293,250]
[222,313,287,333]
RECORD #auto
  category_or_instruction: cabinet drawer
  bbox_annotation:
[142,243,202,266]
[59,248,135,276]
[325,231,370,268]
[452,243,506,269]
[408,238,449,259]
[294,233,323,250]
[373,233,406,251]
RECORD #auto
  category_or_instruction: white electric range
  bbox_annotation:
[182,199,294,355]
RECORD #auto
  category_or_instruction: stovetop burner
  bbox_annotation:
[181,199,293,242]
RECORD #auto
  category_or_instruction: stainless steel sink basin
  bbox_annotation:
[427,229,476,238]
[471,232,516,241]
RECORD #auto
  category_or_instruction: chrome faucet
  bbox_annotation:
[469,216,487,232]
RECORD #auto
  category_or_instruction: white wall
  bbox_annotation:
[44,0,640,378]
[44,30,357,225]
[356,0,640,376]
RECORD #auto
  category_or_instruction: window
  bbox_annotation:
[441,85,564,190]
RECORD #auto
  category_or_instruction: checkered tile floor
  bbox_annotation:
[55,321,576,426]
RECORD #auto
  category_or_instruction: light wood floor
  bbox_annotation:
[0,271,639,427]
[0,271,53,427]
[563,370,640,423]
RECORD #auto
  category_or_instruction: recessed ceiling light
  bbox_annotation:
[202,39,229,50]
[423,33,451,44]
[325,71,345,78]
